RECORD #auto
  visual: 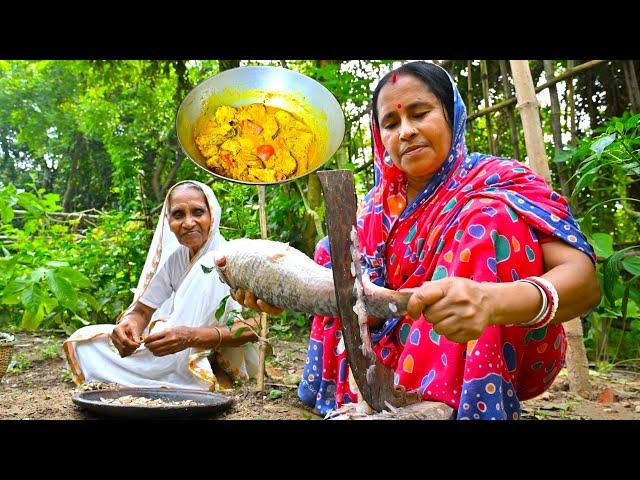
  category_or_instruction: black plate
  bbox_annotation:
[72,388,234,419]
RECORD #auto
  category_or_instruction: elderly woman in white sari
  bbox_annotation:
[63,180,259,391]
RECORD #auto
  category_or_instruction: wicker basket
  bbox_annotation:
[0,344,14,380]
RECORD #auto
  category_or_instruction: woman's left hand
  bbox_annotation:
[144,326,194,357]
[404,277,495,343]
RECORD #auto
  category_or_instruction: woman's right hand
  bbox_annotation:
[111,315,143,357]
[215,255,284,315]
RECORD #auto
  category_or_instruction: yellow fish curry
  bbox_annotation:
[195,103,317,183]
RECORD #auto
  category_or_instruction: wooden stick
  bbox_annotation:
[499,60,520,160]
[256,185,269,392]
[543,60,572,200]
[467,60,476,152]
[354,158,373,173]
[622,60,640,113]
[544,60,591,397]
[567,60,578,148]
[564,317,593,398]
[480,60,496,155]
[468,60,608,121]
[264,382,297,389]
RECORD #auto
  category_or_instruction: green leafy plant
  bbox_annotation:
[0,182,150,333]
[7,351,32,373]
[569,113,640,368]
[38,336,61,360]
[1,183,95,331]
[61,368,74,383]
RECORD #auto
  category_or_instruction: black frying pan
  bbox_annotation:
[72,388,234,419]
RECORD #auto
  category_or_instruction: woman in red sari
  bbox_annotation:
[236,61,600,420]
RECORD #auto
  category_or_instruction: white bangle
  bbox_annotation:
[528,276,559,327]
[516,279,548,327]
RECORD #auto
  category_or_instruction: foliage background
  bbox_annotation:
[0,59,638,366]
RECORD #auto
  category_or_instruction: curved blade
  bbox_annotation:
[317,170,420,412]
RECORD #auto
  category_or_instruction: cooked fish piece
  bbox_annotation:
[248,167,277,183]
[274,110,296,128]
[214,105,237,125]
[220,139,241,156]
[197,121,236,147]
[273,150,296,177]
[237,103,267,124]
[262,115,279,139]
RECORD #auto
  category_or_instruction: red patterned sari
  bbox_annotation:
[298,70,595,419]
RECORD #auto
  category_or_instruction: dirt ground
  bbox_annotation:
[1,332,639,420]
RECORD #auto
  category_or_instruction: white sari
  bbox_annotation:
[63,180,258,391]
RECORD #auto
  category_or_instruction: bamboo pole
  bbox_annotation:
[543,60,572,200]
[256,185,269,392]
[498,60,520,160]
[544,60,591,397]
[622,60,640,113]
[544,60,564,153]
[564,317,593,398]
[509,61,552,182]
[469,60,607,121]
[567,60,578,147]
[585,71,599,130]
[510,60,593,399]
[494,111,506,154]
[480,60,496,155]
[628,60,640,112]
[467,60,476,152]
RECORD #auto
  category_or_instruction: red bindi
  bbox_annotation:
[397,103,402,109]
[392,73,397,83]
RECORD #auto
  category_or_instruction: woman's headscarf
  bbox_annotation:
[126,180,225,315]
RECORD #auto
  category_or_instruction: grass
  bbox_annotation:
[7,351,32,373]
[61,368,74,383]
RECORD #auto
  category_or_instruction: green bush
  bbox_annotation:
[568,112,640,367]
[0,181,150,334]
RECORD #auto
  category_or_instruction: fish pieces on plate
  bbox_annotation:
[195,103,316,183]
